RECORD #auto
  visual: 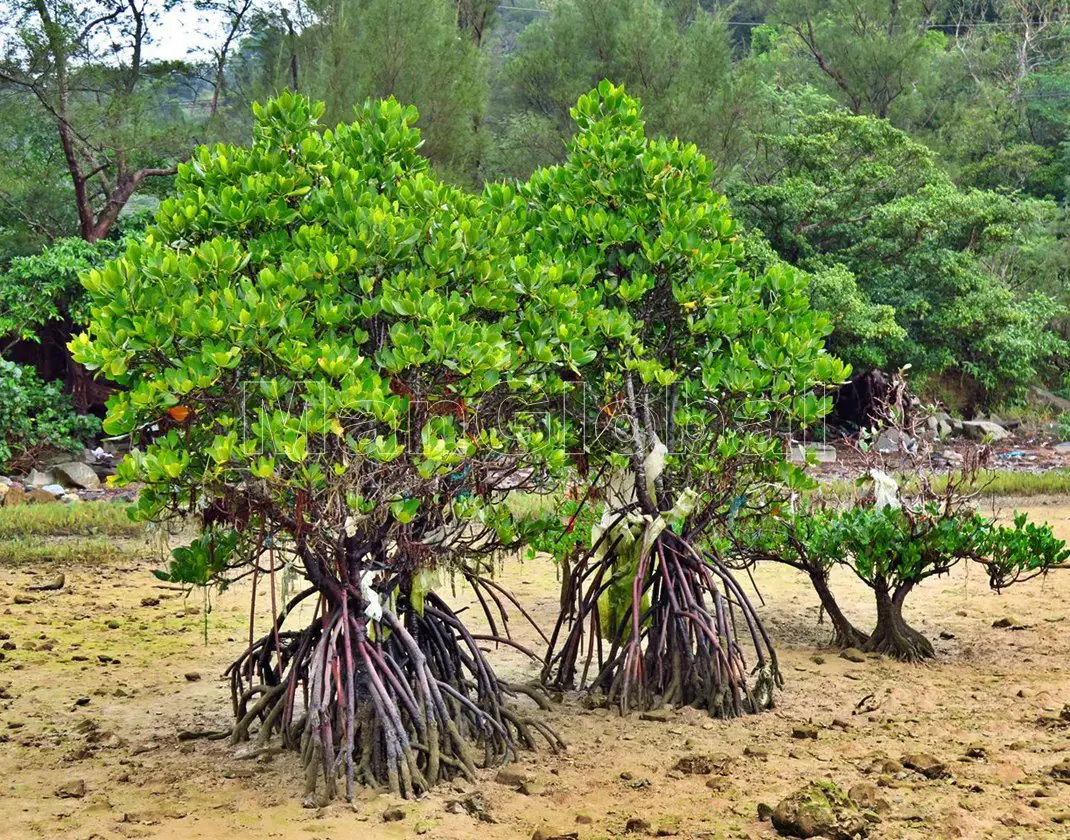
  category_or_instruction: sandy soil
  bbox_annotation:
[1,497,1069,840]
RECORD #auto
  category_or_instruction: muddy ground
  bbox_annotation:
[1,497,1069,840]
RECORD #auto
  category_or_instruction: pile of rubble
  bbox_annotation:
[0,448,130,506]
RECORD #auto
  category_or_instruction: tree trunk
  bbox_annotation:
[863,580,934,662]
[809,570,869,649]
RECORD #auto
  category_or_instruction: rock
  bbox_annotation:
[790,442,837,464]
[27,469,54,487]
[902,752,948,779]
[575,813,594,825]
[27,573,64,592]
[964,743,987,759]
[840,647,867,663]
[495,766,530,788]
[810,654,826,665]
[447,792,495,822]
[382,807,405,822]
[875,428,913,454]
[926,413,954,440]
[106,620,121,630]
[1054,443,1070,455]
[847,781,890,814]
[640,708,674,722]
[519,780,545,796]
[961,420,1011,442]
[140,597,160,607]
[532,827,578,840]
[1,641,13,651]
[1051,759,1070,780]
[792,724,819,740]
[55,779,86,799]
[744,745,769,759]
[52,461,101,490]
[673,753,733,775]
[771,780,870,839]
[625,817,651,833]
[13,595,35,605]
[74,696,90,707]
[184,672,201,682]
[3,485,23,506]
[758,802,775,822]
[25,487,61,504]
[992,617,1026,629]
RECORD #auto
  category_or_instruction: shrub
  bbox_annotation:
[0,359,99,472]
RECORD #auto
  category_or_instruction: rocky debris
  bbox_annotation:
[840,648,867,663]
[639,707,674,722]
[446,792,495,822]
[25,486,62,503]
[1051,759,1070,781]
[847,782,890,815]
[27,468,54,487]
[184,672,201,682]
[624,816,651,833]
[992,617,1027,629]
[961,420,1011,442]
[744,745,769,759]
[13,595,35,605]
[925,412,954,440]
[140,597,160,607]
[532,827,578,840]
[27,573,65,592]
[673,753,733,775]
[964,743,988,759]
[932,449,964,469]
[51,461,101,490]
[875,428,914,454]
[771,780,871,839]
[382,807,405,822]
[55,779,86,799]
[902,753,948,779]
[495,766,530,788]
[792,724,819,740]
[790,442,837,464]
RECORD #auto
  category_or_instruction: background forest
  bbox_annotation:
[4,0,1070,422]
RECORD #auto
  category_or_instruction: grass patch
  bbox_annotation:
[0,536,144,565]
[815,469,1070,501]
[0,500,143,538]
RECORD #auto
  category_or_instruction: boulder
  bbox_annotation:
[925,413,953,440]
[2,485,23,507]
[26,469,54,487]
[875,429,913,454]
[961,420,1010,442]
[52,461,101,490]
[771,780,870,839]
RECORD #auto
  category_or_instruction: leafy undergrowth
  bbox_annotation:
[0,500,143,538]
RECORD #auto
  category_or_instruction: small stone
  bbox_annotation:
[793,724,819,740]
[673,754,733,775]
[140,597,160,607]
[27,573,64,592]
[519,780,545,796]
[531,827,577,840]
[1,641,14,651]
[744,745,769,759]
[575,813,594,825]
[184,672,201,682]
[992,617,1025,629]
[495,767,529,788]
[840,648,867,663]
[13,595,35,605]
[625,817,651,833]
[965,743,987,759]
[74,696,90,707]
[1051,759,1070,780]
[382,807,405,822]
[106,620,121,629]
[772,780,870,839]
[831,718,850,731]
[757,802,774,821]
[640,708,674,722]
[848,781,890,814]
[55,779,86,799]
[810,654,826,665]
[902,752,949,779]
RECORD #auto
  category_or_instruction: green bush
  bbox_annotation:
[0,359,99,472]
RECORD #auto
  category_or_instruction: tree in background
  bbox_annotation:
[732,109,1066,406]
[0,0,200,243]
[231,0,487,183]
